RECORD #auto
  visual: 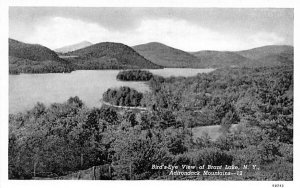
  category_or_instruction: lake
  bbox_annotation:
[9,68,214,114]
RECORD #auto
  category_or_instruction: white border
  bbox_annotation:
[1,1,299,188]
[6,0,296,8]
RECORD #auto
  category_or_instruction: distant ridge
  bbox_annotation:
[10,38,293,73]
[66,42,162,70]
[133,42,204,68]
[191,45,293,68]
[9,38,74,74]
[55,41,93,53]
[235,45,294,66]
[236,45,293,60]
[133,42,293,68]
[191,50,256,68]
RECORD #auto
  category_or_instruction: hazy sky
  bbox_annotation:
[9,7,293,51]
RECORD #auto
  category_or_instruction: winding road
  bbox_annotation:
[100,100,149,111]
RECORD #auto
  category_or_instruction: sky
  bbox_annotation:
[9,7,293,51]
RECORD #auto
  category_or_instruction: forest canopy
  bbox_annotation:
[102,86,143,107]
[9,65,293,180]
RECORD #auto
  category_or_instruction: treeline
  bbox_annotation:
[102,86,143,107]
[9,97,293,180]
[68,58,146,70]
[9,39,61,62]
[116,70,153,81]
[9,65,293,180]
[9,56,74,74]
[9,97,116,179]
[9,56,154,74]
[146,66,293,135]
[9,97,193,179]
[9,39,75,74]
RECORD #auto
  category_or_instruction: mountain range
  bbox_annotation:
[9,38,293,74]
[133,42,293,68]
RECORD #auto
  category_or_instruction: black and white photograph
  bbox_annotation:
[0,0,298,187]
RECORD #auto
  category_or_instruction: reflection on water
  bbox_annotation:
[148,68,214,77]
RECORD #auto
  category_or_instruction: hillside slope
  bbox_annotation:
[236,45,293,60]
[133,42,204,68]
[10,39,61,62]
[192,45,293,68]
[55,41,93,53]
[236,45,294,67]
[9,39,74,74]
[191,51,256,68]
[67,42,162,69]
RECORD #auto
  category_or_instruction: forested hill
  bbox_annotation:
[235,45,294,67]
[133,42,204,68]
[9,39,61,62]
[9,39,293,73]
[191,51,256,68]
[9,39,74,74]
[191,45,293,68]
[66,42,163,70]
[236,45,293,60]
[134,42,293,68]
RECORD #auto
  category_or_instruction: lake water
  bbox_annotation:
[9,68,214,114]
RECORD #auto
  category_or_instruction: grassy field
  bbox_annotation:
[192,124,239,141]
[192,125,222,141]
